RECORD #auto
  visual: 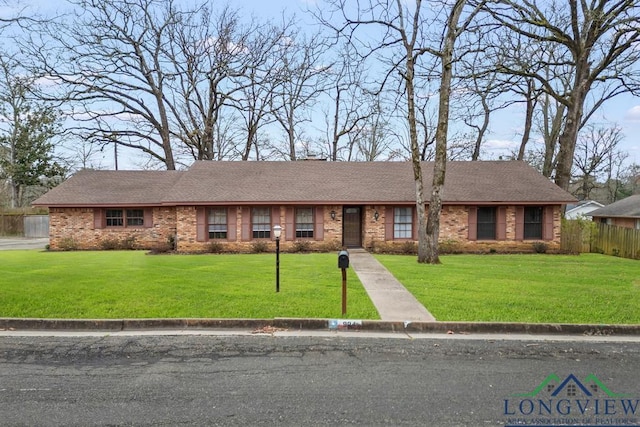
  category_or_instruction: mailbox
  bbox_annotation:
[338,250,349,269]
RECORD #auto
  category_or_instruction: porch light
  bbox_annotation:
[374,210,379,221]
[330,210,336,220]
[273,225,282,293]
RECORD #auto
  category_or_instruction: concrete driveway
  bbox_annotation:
[0,237,49,250]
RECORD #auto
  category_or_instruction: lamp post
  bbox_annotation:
[273,225,282,292]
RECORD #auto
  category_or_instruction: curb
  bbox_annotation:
[1,318,640,336]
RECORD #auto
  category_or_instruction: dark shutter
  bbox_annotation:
[496,207,507,240]
[412,207,418,240]
[93,208,104,229]
[314,206,324,241]
[227,207,237,242]
[385,206,394,241]
[468,206,477,241]
[144,208,153,228]
[543,206,555,240]
[196,207,207,242]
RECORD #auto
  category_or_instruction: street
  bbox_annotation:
[1,333,639,426]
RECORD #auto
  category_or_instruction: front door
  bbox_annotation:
[343,206,362,247]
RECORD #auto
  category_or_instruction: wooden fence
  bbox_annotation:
[0,213,23,236]
[0,213,49,237]
[562,220,640,260]
[24,215,49,238]
[590,223,640,259]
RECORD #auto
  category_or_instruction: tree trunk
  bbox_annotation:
[471,100,489,161]
[423,0,465,264]
[517,80,536,161]
[554,80,588,191]
[406,60,428,263]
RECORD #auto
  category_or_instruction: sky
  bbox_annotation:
[4,0,640,169]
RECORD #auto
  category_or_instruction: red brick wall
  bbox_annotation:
[367,205,562,253]
[48,207,176,250]
[49,204,563,253]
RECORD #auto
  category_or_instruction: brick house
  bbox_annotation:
[33,160,576,253]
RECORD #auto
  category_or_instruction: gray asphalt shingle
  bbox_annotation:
[33,160,576,206]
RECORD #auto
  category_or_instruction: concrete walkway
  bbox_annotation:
[348,249,436,322]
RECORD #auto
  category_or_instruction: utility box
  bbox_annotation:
[338,250,349,269]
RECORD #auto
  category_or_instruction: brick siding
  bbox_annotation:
[48,207,176,250]
[49,204,562,253]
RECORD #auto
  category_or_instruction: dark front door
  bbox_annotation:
[343,207,362,247]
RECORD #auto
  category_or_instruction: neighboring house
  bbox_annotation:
[32,160,576,253]
[564,200,604,220]
[590,194,640,230]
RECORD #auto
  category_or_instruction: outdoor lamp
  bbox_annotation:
[273,225,282,292]
[374,210,380,221]
[330,210,336,220]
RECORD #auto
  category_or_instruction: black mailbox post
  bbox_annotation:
[338,250,349,315]
[338,250,349,269]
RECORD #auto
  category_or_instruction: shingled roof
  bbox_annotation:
[33,170,183,207]
[589,195,640,218]
[33,160,575,207]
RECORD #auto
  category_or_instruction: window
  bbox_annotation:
[126,209,144,227]
[208,208,227,239]
[296,208,314,238]
[394,207,412,239]
[106,209,124,227]
[524,206,543,239]
[477,207,496,240]
[105,209,145,228]
[252,207,271,238]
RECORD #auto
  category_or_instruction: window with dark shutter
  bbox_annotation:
[295,207,314,238]
[393,207,412,239]
[208,208,228,239]
[524,206,543,239]
[477,207,496,240]
[252,207,271,239]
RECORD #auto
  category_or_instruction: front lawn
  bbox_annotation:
[376,253,640,324]
[0,251,379,319]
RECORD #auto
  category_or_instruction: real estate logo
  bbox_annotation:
[503,373,639,426]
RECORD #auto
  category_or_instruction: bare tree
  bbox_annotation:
[22,0,194,169]
[166,6,287,162]
[602,150,629,203]
[572,123,625,201]
[270,28,330,161]
[481,0,640,191]
[165,4,252,162]
[231,21,290,161]
[322,43,375,161]
[350,100,399,161]
[317,0,480,263]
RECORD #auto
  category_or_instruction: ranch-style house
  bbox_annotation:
[33,160,577,253]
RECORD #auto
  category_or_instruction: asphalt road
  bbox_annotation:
[1,333,639,426]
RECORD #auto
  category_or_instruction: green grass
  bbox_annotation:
[0,251,379,319]
[376,253,640,324]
